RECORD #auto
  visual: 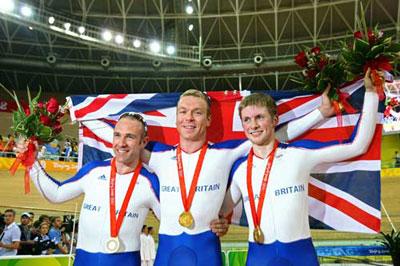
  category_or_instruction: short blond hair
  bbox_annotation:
[178,89,211,116]
[238,93,277,119]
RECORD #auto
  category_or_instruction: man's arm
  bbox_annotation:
[15,140,85,203]
[29,161,85,203]
[276,85,334,142]
[307,69,379,165]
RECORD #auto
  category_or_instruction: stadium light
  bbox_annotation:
[102,30,112,41]
[188,24,194,31]
[166,45,175,55]
[78,26,85,34]
[48,16,55,24]
[20,5,32,17]
[149,41,161,53]
[0,0,15,13]
[63,22,71,31]
[185,5,194,14]
[133,39,141,48]
[115,34,124,44]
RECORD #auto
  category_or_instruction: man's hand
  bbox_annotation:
[14,138,39,158]
[210,217,229,237]
[364,67,381,93]
[318,83,335,118]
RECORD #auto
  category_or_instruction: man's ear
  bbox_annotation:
[142,135,149,147]
[206,114,211,127]
[273,115,279,127]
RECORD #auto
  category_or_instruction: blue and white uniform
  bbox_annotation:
[228,91,378,266]
[147,108,325,266]
[29,160,160,266]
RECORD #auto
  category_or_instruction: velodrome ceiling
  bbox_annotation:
[0,0,399,93]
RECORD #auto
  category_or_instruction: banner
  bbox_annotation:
[0,158,77,173]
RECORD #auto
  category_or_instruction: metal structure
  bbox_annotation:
[0,0,399,94]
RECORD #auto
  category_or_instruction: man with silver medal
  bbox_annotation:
[16,112,160,266]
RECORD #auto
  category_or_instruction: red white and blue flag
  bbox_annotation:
[68,79,383,234]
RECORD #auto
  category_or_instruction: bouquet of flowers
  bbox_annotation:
[384,97,399,118]
[293,46,346,101]
[1,84,67,193]
[339,6,400,100]
[293,46,357,127]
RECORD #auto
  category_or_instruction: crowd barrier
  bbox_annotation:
[0,247,390,266]
[0,254,73,266]
[0,158,77,173]
[222,245,390,265]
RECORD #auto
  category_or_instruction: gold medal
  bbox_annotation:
[179,211,194,228]
[105,237,120,253]
[253,227,264,244]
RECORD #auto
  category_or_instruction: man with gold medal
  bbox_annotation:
[143,88,336,266]
[16,113,160,266]
[220,69,379,266]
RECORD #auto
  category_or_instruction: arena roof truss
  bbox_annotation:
[0,0,399,93]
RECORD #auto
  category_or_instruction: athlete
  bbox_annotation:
[144,88,335,266]
[220,69,379,265]
[16,113,160,266]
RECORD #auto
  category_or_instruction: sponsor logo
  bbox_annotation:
[98,174,107,181]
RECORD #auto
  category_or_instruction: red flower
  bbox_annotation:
[354,31,363,39]
[37,102,44,109]
[307,69,318,79]
[39,115,51,126]
[384,106,392,117]
[317,58,328,70]
[390,98,399,106]
[311,47,321,54]
[46,98,59,114]
[295,51,308,68]
[367,29,377,44]
[53,121,62,134]
[24,107,31,115]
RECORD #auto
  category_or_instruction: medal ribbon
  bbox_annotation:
[176,143,208,213]
[246,141,279,229]
[109,158,142,237]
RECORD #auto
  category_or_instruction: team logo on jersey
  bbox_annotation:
[98,174,107,181]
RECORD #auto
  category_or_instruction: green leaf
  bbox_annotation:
[354,38,370,55]
[366,44,385,59]
[38,125,52,141]
[386,43,400,53]
[31,86,42,105]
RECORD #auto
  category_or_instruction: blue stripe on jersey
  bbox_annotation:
[209,139,247,150]
[60,160,110,186]
[74,249,140,266]
[227,155,247,188]
[140,167,160,200]
[146,141,175,152]
[311,170,380,209]
[155,231,222,266]
[83,145,112,166]
[246,238,318,266]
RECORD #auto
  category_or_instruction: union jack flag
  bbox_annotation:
[68,79,383,233]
